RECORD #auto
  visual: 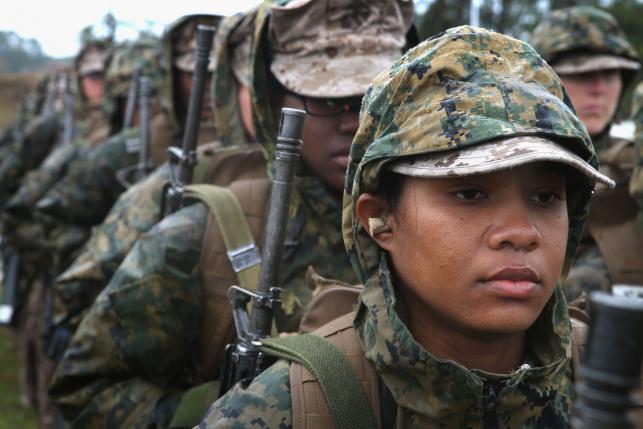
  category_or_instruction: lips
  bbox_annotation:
[481,267,540,299]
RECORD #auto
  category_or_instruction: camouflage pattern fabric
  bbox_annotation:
[36,128,143,225]
[202,26,598,428]
[212,11,256,147]
[49,171,357,428]
[530,6,639,66]
[101,36,162,124]
[49,164,171,343]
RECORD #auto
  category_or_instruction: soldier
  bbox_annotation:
[49,1,414,428]
[531,6,643,301]
[46,10,256,354]
[201,25,613,428]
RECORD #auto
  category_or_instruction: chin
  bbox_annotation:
[471,312,541,337]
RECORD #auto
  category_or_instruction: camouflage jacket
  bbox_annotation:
[202,259,574,429]
[35,128,144,226]
[50,163,171,333]
[49,172,357,428]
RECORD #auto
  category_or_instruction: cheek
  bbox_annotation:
[392,206,475,295]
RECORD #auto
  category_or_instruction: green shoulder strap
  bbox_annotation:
[261,334,378,429]
[183,183,260,291]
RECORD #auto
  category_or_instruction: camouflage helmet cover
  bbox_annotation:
[267,0,414,98]
[171,15,222,72]
[343,26,600,284]
[531,6,640,75]
[102,37,162,117]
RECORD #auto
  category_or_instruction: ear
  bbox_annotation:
[355,193,395,251]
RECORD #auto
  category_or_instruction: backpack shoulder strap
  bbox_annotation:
[261,312,380,429]
[184,183,261,291]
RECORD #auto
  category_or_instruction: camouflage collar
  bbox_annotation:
[353,257,574,424]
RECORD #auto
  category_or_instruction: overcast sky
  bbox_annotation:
[0,0,262,58]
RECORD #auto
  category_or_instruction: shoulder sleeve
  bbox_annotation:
[51,166,170,330]
[200,360,293,429]
[49,203,210,428]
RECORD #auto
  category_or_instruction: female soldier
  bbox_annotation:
[531,6,643,301]
[201,26,613,428]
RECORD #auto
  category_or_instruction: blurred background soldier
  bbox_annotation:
[531,6,643,302]
[46,11,253,363]
[0,35,112,429]
[631,81,643,228]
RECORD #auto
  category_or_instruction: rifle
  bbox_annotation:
[136,76,153,181]
[0,245,20,326]
[122,67,141,131]
[62,73,75,145]
[160,25,215,219]
[573,291,643,428]
[42,73,59,115]
[219,107,306,395]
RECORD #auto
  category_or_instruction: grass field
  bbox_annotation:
[0,328,37,429]
[0,72,39,429]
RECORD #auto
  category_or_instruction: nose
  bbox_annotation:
[587,72,611,94]
[486,199,541,252]
[338,111,359,135]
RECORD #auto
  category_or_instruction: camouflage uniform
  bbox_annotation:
[202,25,607,429]
[34,36,165,229]
[49,1,412,427]
[47,11,257,350]
[531,6,642,301]
[3,40,112,429]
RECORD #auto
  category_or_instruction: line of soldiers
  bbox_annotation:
[0,1,641,428]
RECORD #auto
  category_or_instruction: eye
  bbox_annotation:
[529,191,563,205]
[453,188,486,201]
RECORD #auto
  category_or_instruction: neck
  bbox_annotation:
[401,290,525,374]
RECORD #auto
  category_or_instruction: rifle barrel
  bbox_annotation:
[178,24,216,186]
[137,76,152,181]
[250,108,306,338]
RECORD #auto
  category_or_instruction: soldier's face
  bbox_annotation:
[281,93,360,192]
[81,73,104,104]
[560,69,622,136]
[357,163,569,342]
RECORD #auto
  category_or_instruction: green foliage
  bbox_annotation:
[0,31,51,74]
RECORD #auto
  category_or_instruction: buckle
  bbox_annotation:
[226,243,261,273]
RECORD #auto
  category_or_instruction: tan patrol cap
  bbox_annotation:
[173,16,221,73]
[388,136,615,188]
[268,0,414,98]
[78,46,107,76]
[553,52,641,75]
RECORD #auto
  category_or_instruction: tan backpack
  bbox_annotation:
[588,138,643,285]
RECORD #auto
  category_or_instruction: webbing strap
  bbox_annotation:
[184,184,260,291]
[261,334,378,429]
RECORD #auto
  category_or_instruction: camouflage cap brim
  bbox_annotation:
[79,50,106,76]
[174,51,216,73]
[270,50,401,98]
[553,53,641,75]
[388,136,615,188]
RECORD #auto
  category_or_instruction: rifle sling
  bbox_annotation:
[184,184,261,292]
